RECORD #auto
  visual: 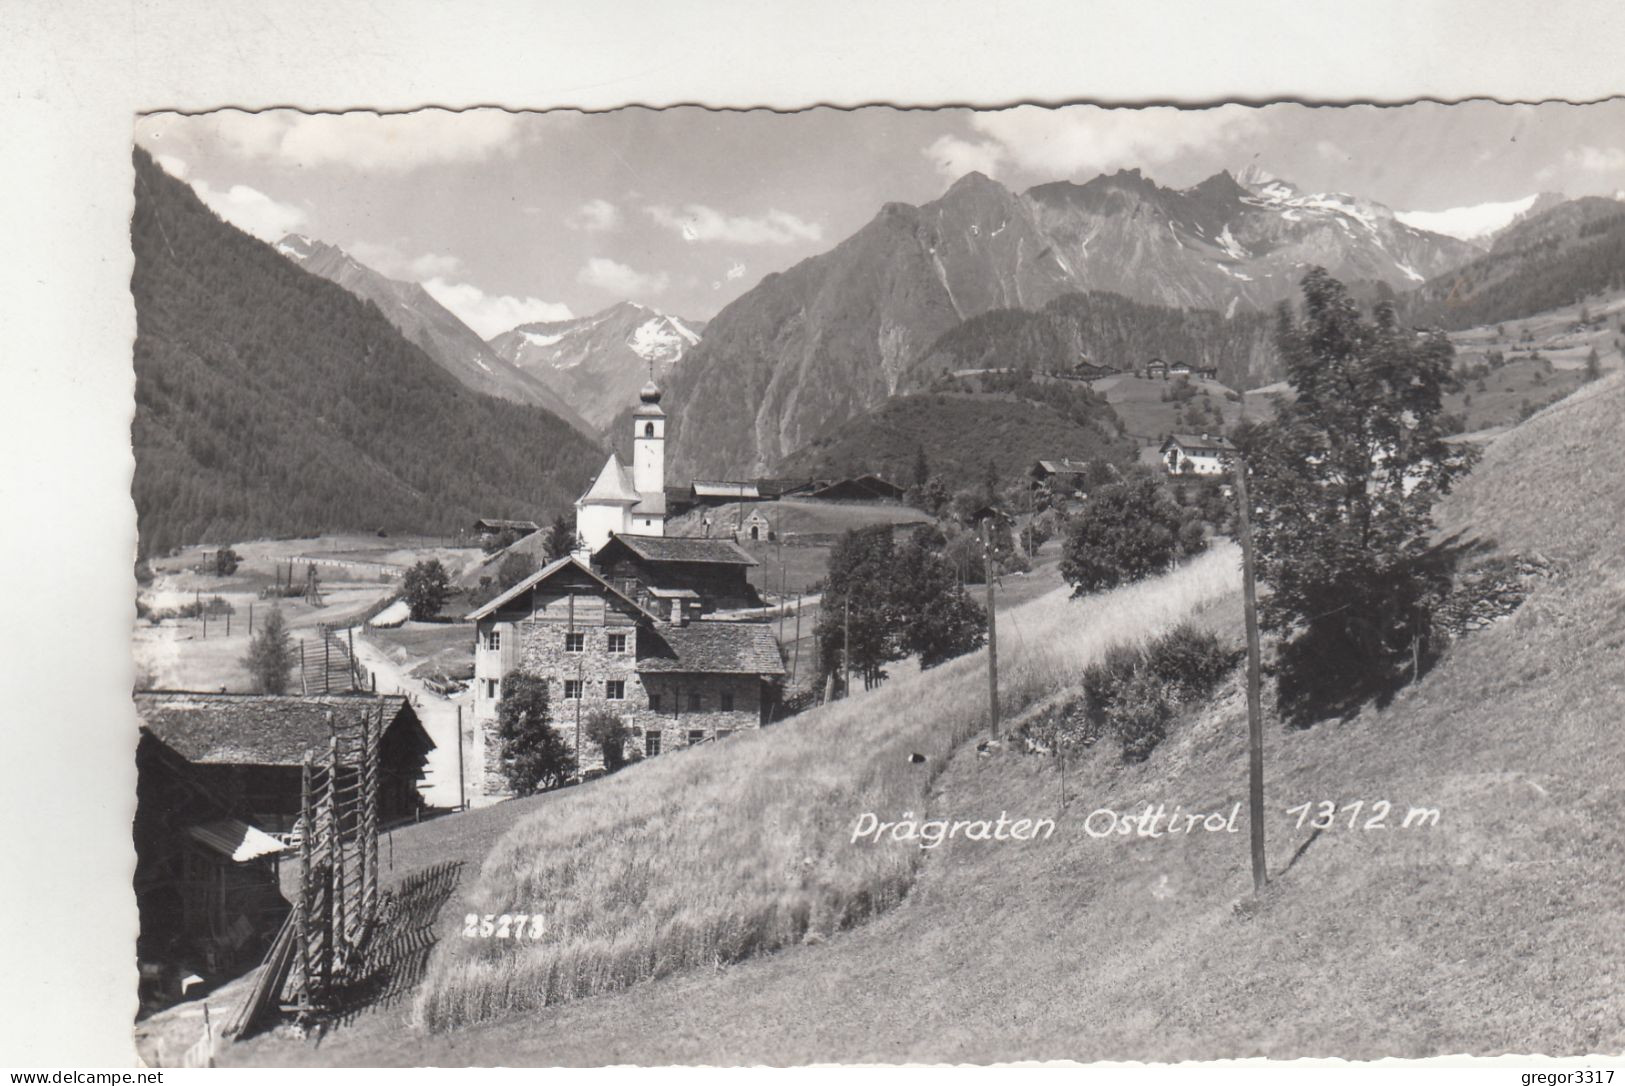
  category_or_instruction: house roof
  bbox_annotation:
[638,621,786,676]
[579,454,641,505]
[1033,458,1092,475]
[692,481,761,499]
[648,587,701,599]
[135,692,427,768]
[466,554,660,622]
[631,492,668,516]
[1164,432,1238,454]
[595,534,758,566]
[188,819,286,862]
[475,518,541,533]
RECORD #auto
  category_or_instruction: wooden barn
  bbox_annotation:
[805,475,905,502]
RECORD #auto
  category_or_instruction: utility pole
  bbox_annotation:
[456,704,466,811]
[842,594,851,699]
[981,518,1000,738]
[1234,455,1267,893]
[791,594,802,686]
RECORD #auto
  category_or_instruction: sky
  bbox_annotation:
[134,100,1625,336]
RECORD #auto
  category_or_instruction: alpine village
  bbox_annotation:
[127,125,1625,1066]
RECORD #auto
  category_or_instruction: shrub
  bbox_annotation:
[584,709,631,771]
[242,606,294,694]
[497,550,537,590]
[214,547,241,577]
[1112,671,1174,762]
[1060,476,1190,594]
[1141,622,1235,702]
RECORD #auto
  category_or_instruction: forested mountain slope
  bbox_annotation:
[130,148,604,555]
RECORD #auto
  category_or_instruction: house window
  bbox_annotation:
[687,729,706,746]
[565,631,585,653]
[484,628,500,651]
[484,679,500,700]
[649,693,662,712]
[687,691,702,711]
[645,730,662,756]
[607,633,627,654]
[720,690,735,712]
[564,679,582,700]
[605,680,625,701]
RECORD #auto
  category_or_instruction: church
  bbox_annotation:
[574,380,669,554]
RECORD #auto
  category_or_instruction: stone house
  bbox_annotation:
[467,556,785,797]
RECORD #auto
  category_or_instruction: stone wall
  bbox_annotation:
[475,612,769,795]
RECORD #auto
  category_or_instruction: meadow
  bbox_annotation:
[409,543,1241,1030]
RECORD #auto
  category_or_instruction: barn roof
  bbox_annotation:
[638,621,785,676]
[596,534,757,566]
[1033,458,1092,475]
[135,692,429,768]
[692,480,761,499]
[466,554,660,622]
[475,518,540,533]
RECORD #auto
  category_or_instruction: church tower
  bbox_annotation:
[632,380,665,496]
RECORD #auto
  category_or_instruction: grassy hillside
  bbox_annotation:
[776,385,1136,491]
[131,148,605,554]
[907,290,1279,391]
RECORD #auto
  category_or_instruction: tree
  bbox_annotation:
[1060,476,1191,594]
[1248,268,1477,723]
[214,547,241,577]
[497,549,537,590]
[402,559,451,620]
[816,526,902,690]
[890,537,986,668]
[584,708,631,771]
[911,443,931,488]
[543,512,580,563]
[482,528,524,556]
[241,606,294,693]
[1584,346,1602,382]
[495,673,576,794]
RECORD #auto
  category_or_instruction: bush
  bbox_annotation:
[242,606,294,694]
[497,550,537,591]
[1141,622,1235,702]
[496,673,576,795]
[1060,476,1192,595]
[584,709,631,772]
[214,547,241,576]
[1078,624,1237,761]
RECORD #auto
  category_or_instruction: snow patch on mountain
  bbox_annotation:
[1394,194,1543,243]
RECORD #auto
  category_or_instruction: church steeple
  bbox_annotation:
[632,376,665,497]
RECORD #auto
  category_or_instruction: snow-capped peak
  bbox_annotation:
[275,233,317,260]
[1394,194,1544,243]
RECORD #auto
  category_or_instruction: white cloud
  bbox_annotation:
[568,198,621,232]
[154,154,190,179]
[954,104,1268,181]
[577,257,670,298]
[191,179,307,242]
[725,261,746,281]
[143,108,525,173]
[1314,140,1348,162]
[924,134,1008,181]
[421,278,574,338]
[644,204,823,245]
[347,240,467,282]
[1564,145,1625,173]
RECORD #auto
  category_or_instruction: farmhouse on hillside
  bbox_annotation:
[466,556,785,795]
[473,517,540,542]
[575,380,670,553]
[805,475,906,502]
[1160,432,1238,476]
[689,480,763,506]
[591,533,763,614]
[1141,358,1169,380]
[1168,361,1193,378]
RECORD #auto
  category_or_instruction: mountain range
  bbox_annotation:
[275,233,593,435]
[487,302,705,432]
[659,166,1487,479]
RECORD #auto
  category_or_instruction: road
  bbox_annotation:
[345,625,472,811]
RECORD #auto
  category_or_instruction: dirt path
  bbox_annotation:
[347,627,470,811]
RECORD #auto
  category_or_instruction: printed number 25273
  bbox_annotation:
[463,912,545,939]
